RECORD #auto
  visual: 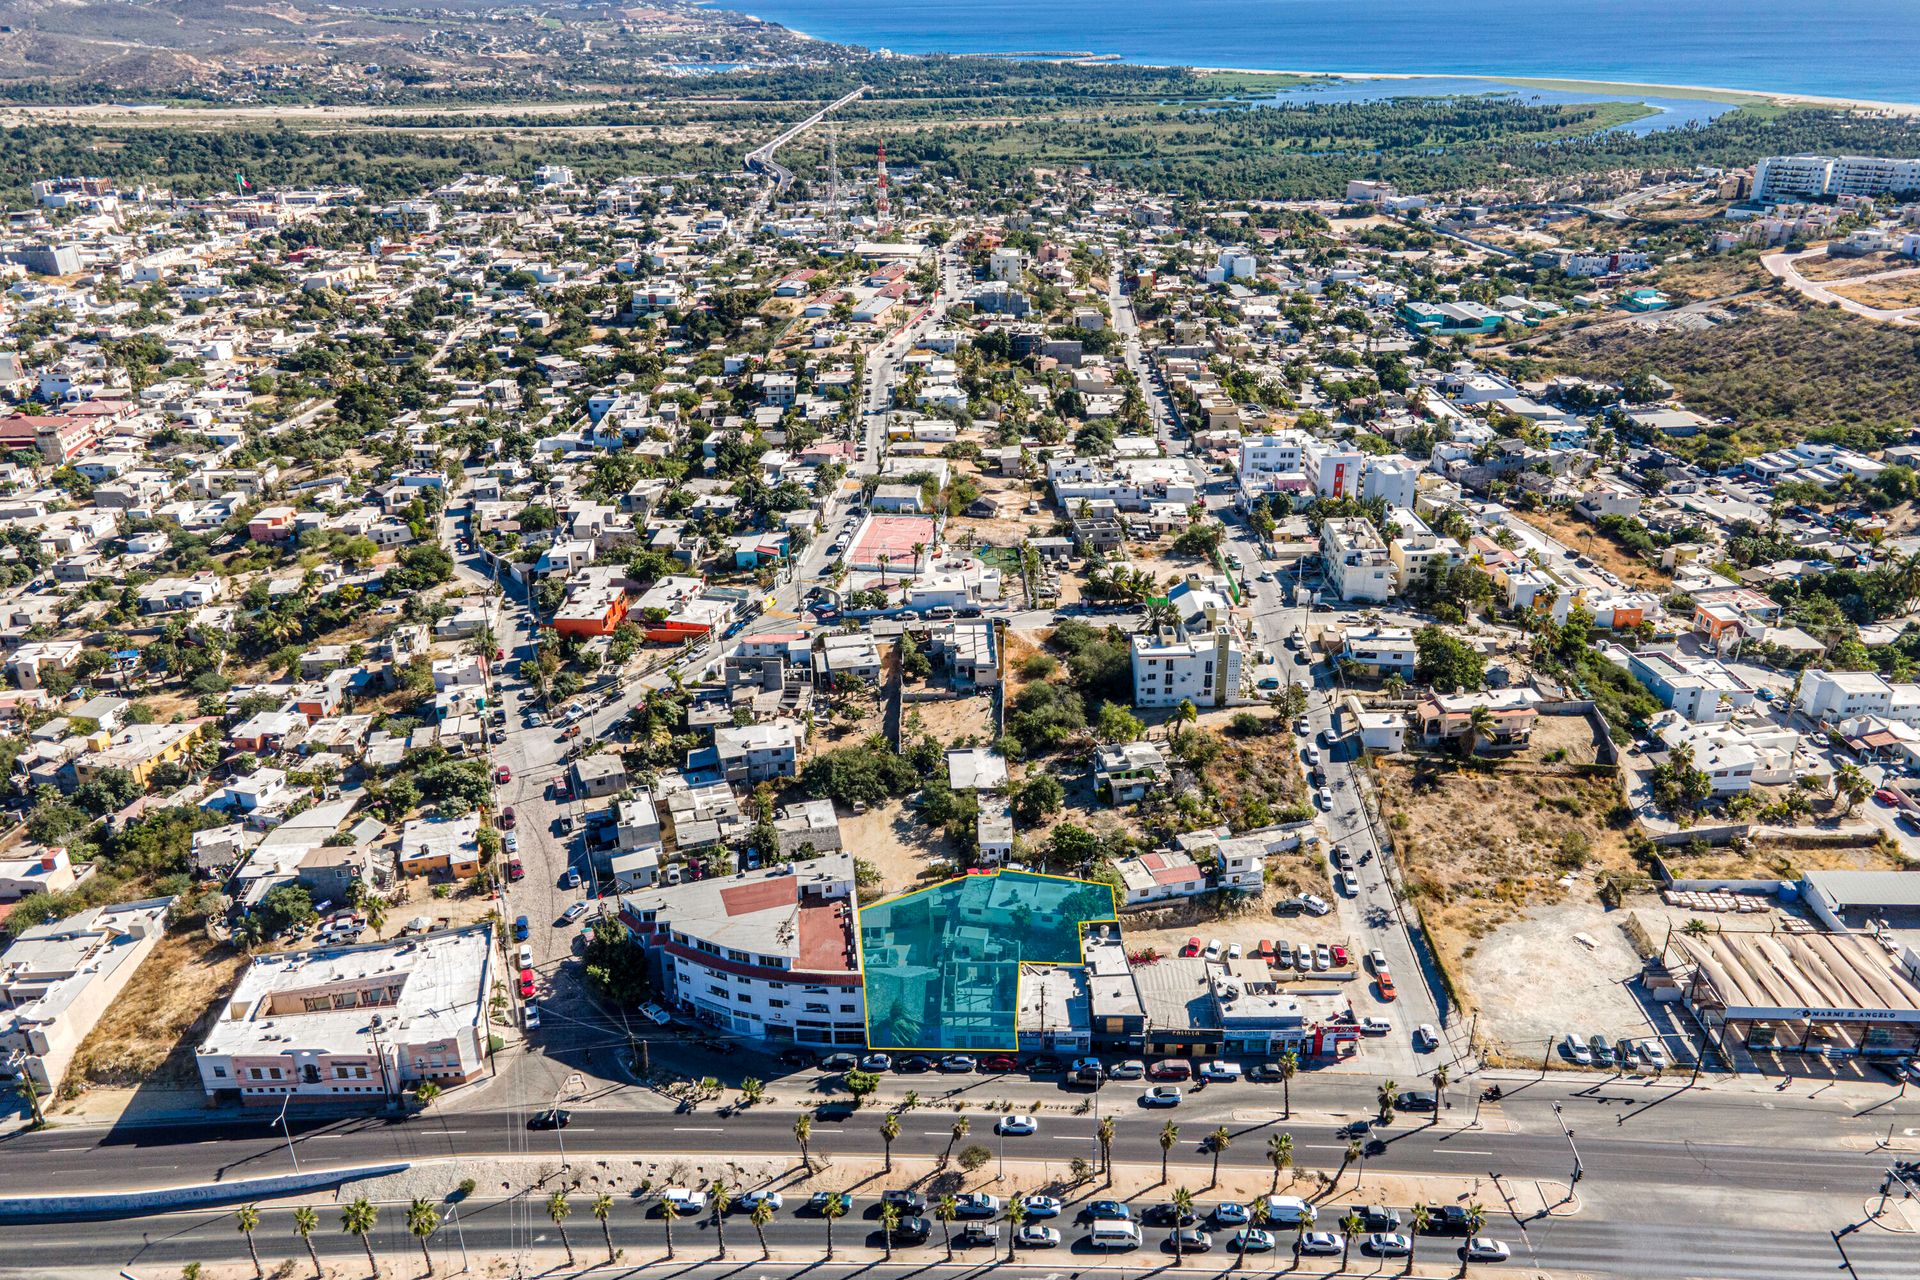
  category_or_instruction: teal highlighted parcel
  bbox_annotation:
[857,869,1117,1052]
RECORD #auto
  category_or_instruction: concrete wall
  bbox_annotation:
[0,1162,410,1220]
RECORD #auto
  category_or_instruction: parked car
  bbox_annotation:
[1414,1023,1439,1052]
[506,858,525,883]
[561,902,588,924]
[1397,1089,1439,1112]
[494,765,512,784]
[1361,1016,1393,1035]
[517,967,536,998]
[499,807,517,830]
[1107,1059,1147,1080]
[512,914,530,941]
[1200,1060,1242,1082]
[938,1054,977,1073]
[522,1000,540,1031]
[821,1053,859,1072]
[1014,1224,1061,1249]
[1563,1033,1593,1065]
[1148,1059,1192,1081]
[1229,1229,1275,1253]
[1589,1033,1615,1066]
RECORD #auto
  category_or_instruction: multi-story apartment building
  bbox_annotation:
[1130,581,1246,709]
[1754,154,1920,203]
[195,924,495,1104]
[618,855,866,1048]
[1321,517,1394,603]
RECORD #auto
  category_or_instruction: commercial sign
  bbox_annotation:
[1723,1004,1920,1024]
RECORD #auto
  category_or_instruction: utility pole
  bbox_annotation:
[275,1090,301,1173]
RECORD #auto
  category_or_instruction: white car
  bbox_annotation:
[1637,1039,1670,1069]
[661,1189,708,1214]
[1562,1033,1593,1065]
[1360,1016,1393,1035]
[517,943,534,968]
[1200,1060,1242,1082]
[1203,938,1225,960]
[1464,1238,1512,1262]
[995,1114,1039,1136]
[1301,894,1331,917]
[1365,1233,1412,1257]
[1415,1023,1439,1052]
[1014,1225,1061,1249]
[1019,1195,1062,1218]
[1312,944,1332,971]
[1141,1085,1183,1107]
[1298,1231,1342,1257]
[1226,942,1243,960]
[522,1000,541,1031]
[738,1191,784,1211]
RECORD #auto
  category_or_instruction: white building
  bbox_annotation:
[1342,627,1417,677]
[195,924,495,1103]
[1321,517,1394,603]
[618,855,865,1048]
[1,897,174,1093]
[1796,668,1893,725]
[1130,581,1245,709]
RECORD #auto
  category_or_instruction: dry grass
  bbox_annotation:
[1517,506,1671,590]
[1651,254,1773,302]
[1794,251,1908,282]
[1195,710,1307,830]
[1373,756,1634,1015]
[69,930,245,1089]
[1832,273,1920,311]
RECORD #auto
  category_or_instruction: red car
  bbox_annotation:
[1875,787,1902,806]
[495,765,512,785]
[506,857,525,883]
[517,967,536,998]
[1330,944,1349,967]
[494,647,505,662]
[1180,937,1202,958]
[981,1054,1018,1072]
[1148,1059,1192,1081]
[500,807,517,830]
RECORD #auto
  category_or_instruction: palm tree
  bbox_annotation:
[236,1204,263,1279]
[880,1203,901,1259]
[1174,697,1198,745]
[1377,1078,1399,1121]
[592,1192,617,1264]
[658,1195,679,1260]
[1159,1120,1179,1184]
[1431,1065,1450,1118]
[881,1113,900,1172]
[945,1117,969,1166]
[11,1075,43,1127]
[1006,1197,1027,1261]
[751,1200,775,1259]
[1407,1204,1430,1273]
[1835,761,1870,815]
[1462,704,1496,757]
[1293,1215,1311,1266]
[711,1179,732,1257]
[340,1196,378,1278]
[1340,1211,1364,1271]
[1098,1115,1116,1184]
[1459,1202,1487,1275]
[823,1190,848,1258]
[1338,1138,1363,1188]
[407,1198,439,1276]
[547,1189,575,1267]
[937,1194,959,1259]
[1170,1186,1195,1266]
[293,1206,322,1278]
[794,1114,814,1171]
[1239,1198,1269,1272]
[739,1077,766,1106]
[1207,1126,1232,1188]
[1267,1131,1294,1192]
[413,1080,441,1110]
[1383,672,1407,700]
[1277,1050,1298,1118]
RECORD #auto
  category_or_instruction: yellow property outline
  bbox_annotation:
[854,868,1120,1053]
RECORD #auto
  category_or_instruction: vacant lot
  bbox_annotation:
[1194,708,1309,830]
[1372,756,1635,1019]
[1832,273,1920,311]
[1519,506,1670,590]
[1464,900,1651,1059]
[70,930,245,1089]
[1794,251,1908,282]
[842,797,965,896]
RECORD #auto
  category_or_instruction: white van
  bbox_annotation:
[1088,1221,1142,1250]
[1261,1196,1317,1226]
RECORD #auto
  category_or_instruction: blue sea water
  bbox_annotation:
[732,0,1920,104]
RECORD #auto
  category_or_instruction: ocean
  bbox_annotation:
[730,0,1920,104]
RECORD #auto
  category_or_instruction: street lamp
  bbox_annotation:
[275,1089,301,1174]
[1552,1102,1584,1187]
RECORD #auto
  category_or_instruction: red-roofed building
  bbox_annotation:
[617,853,865,1047]
[1116,850,1207,906]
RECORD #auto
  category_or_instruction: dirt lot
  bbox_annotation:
[1519,506,1671,590]
[841,797,965,896]
[945,470,1055,551]
[900,690,995,748]
[1794,251,1909,282]
[1463,900,1653,1060]
[1192,707,1309,830]
[1372,755,1636,1020]
[69,930,245,1090]
[1655,832,1904,880]
[1832,272,1920,310]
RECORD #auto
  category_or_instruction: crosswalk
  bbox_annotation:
[1523,1215,1915,1279]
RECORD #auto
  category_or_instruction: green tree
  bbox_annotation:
[340,1197,379,1277]
[1341,1211,1364,1271]
[547,1189,575,1266]
[843,1066,881,1104]
[1414,624,1484,693]
[823,1190,848,1258]
[881,1113,900,1172]
[1207,1126,1232,1188]
[292,1206,321,1278]
[1377,1078,1399,1120]
[794,1114,814,1171]
[1098,1115,1116,1184]
[1159,1119,1179,1183]
[1170,1186,1195,1266]
[1006,1196,1027,1261]
[937,1194,959,1258]
[751,1199,775,1259]
[593,1192,617,1264]
[407,1197,440,1276]
[1268,1131,1294,1192]
[880,1203,901,1259]
[1277,1049,1298,1118]
[711,1179,732,1257]
[235,1204,263,1280]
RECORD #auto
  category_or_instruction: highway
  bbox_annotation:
[745,85,871,197]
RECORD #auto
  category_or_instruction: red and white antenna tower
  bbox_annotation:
[876,140,891,229]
